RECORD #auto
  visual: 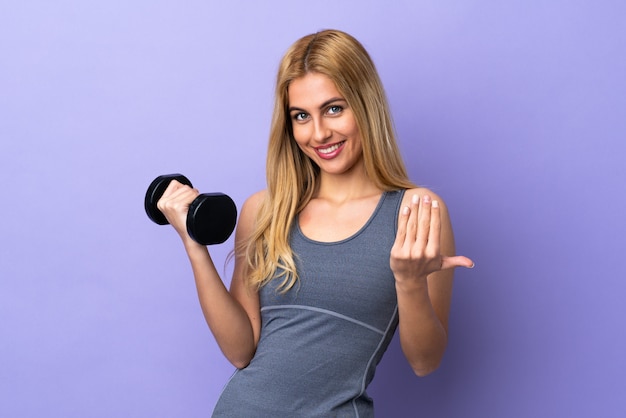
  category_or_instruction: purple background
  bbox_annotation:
[1,1,625,417]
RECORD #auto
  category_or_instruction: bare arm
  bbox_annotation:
[157,181,263,368]
[390,189,473,376]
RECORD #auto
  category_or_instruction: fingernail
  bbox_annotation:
[402,206,410,215]
[423,195,431,204]
[432,200,439,208]
[412,194,419,204]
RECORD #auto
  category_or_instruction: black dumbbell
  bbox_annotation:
[145,174,237,245]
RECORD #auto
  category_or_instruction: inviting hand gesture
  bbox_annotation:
[390,194,473,282]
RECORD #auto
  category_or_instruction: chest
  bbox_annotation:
[298,194,382,242]
[261,214,399,331]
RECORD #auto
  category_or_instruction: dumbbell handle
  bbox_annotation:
[145,174,237,245]
[144,174,193,225]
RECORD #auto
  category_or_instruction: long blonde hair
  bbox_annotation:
[244,29,415,291]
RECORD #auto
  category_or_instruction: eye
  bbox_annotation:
[327,105,343,115]
[292,112,308,122]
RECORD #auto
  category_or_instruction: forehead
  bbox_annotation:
[288,73,343,107]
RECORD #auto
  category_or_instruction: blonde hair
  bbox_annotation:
[244,29,415,291]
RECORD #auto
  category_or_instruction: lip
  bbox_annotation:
[314,141,346,160]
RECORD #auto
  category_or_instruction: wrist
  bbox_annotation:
[183,237,208,256]
[395,274,429,294]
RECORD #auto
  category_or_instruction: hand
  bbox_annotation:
[156,180,201,241]
[390,194,473,282]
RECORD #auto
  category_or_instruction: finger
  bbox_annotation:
[393,204,411,248]
[427,199,441,256]
[415,194,431,247]
[441,255,475,270]
[157,183,197,212]
[160,179,184,199]
[407,194,419,240]
[169,185,198,202]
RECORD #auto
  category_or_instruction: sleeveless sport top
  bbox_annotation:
[212,190,405,417]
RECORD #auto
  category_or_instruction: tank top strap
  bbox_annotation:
[366,189,406,235]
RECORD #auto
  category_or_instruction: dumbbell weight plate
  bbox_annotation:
[144,174,193,225]
[187,193,238,245]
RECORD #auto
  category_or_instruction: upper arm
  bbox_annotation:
[229,190,266,346]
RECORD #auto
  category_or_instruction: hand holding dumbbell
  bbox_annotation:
[145,174,237,245]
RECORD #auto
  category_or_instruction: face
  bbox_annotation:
[288,73,363,176]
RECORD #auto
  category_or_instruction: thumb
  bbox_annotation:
[441,255,475,271]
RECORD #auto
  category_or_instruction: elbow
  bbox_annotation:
[227,350,254,369]
[407,350,445,377]
[226,349,255,370]
[219,332,257,370]
[411,360,442,377]
[223,346,255,370]
[401,329,448,377]
[231,358,251,370]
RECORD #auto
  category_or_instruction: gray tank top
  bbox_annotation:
[212,190,405,417]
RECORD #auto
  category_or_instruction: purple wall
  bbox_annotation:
[1,1,624,417]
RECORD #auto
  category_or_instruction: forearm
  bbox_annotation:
[395,276,448,377]
[184,240,256,368]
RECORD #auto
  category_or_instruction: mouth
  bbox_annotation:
[315,141,346,155]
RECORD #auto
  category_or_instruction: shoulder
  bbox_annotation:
[400,187,448,210]
[239,190,267,222]
[243,189,267,209]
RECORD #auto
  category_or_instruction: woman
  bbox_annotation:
[158,29,473,417]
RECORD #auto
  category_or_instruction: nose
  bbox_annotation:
[312,117,331,143]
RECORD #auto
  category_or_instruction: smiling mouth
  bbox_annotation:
[316,141,346,154]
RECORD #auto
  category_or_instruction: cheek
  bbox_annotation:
[291,124,309,146]
[336,116,359,138]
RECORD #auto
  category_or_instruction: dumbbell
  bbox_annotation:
[145,174,237,245]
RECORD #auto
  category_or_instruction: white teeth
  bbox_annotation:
[318,142,344,154]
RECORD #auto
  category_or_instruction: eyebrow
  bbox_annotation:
[288,97,346,113]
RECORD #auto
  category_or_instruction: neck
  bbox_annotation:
[315,165,381,203]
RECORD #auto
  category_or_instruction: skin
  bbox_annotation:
[157,72,474,375]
